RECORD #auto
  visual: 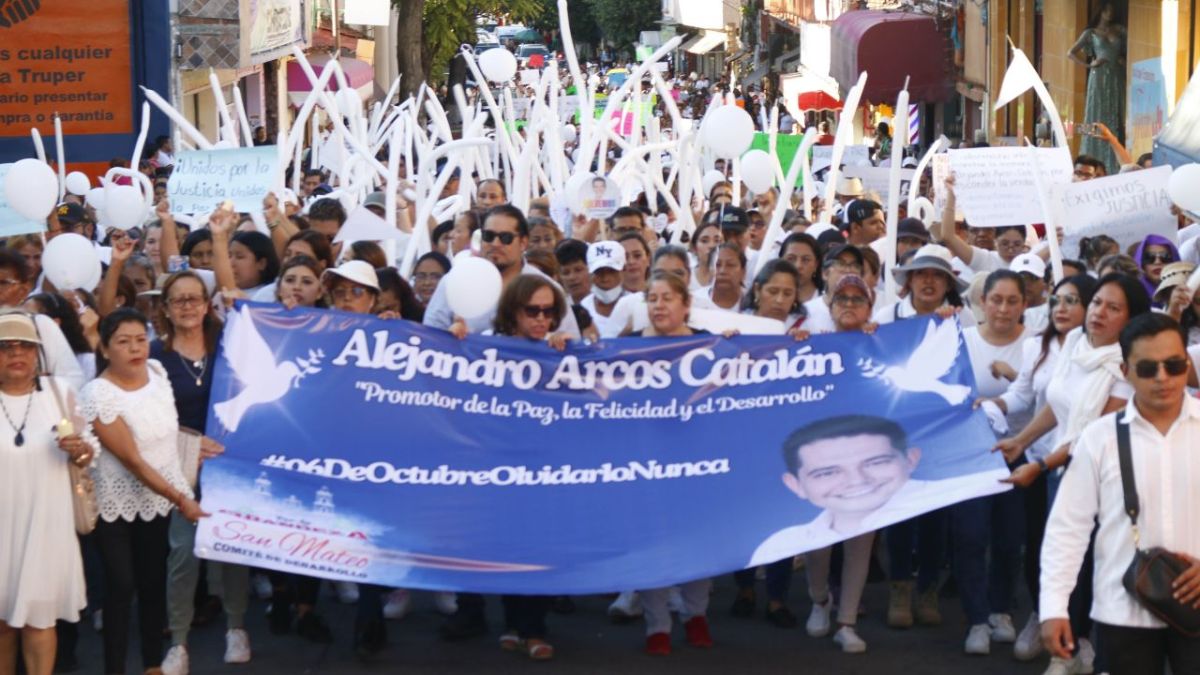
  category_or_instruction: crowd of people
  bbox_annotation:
[1,85,1199,675]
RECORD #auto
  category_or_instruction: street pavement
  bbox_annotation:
[73,569,1055,675]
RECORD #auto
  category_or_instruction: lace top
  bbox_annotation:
[80,360,192,522]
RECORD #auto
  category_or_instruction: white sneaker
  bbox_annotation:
[383,589,411,620]
[1077,638,1096,674]
[805,599,831,637]
[252,573,273,600]
[433,591,458,616]
[333,581,359,604]
[1042,656,1078,675]
[162,645,189,675]
[224,629,251,664]
[92,609,103,633]
[1014,611,1044,660]
[666,587,684,614]
[989,612,1017,642]
[965,623,991,655]
[607,591,643,620]
[833,625,867,653]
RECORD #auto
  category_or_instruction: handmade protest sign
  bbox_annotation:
[948,147,1072,226]
[1052,165,1176,255]
[842,166,916,209]
[196,304,1007,593]
[0,164,47,236]
[812,144,870,175]
[167,146,280,215]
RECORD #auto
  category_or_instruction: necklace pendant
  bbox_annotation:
[196,377,203,386]
[194,359,204,369]
[14,431,23,446]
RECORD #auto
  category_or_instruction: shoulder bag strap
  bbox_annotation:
[1115,410,1141,546]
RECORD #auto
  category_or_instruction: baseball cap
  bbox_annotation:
[831,273,874,302]
[587,240,626,274]
[703,205,750,232]
[822,243,865,269]
[897,217,930,243]
[363,191,387,211]
[0,312,40,345]
[1009,252,1046,279]
[322,260,380,292]
[55,202,87,226]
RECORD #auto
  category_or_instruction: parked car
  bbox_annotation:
[517,43,551,69]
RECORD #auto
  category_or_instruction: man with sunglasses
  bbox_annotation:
[1040,313,1200,674]
[423,204,579,338]
[0,250,84,390]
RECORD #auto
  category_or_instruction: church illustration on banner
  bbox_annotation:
[252,471,336,515]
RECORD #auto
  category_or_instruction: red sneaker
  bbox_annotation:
[684,616,713,648]
[644,632,671,655]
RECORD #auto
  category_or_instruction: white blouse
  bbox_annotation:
[81,360,192,522]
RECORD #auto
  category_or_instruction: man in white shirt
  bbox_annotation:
[423,205,580,337]
[1040,313,1200,673]
[0,250,85,390]
[580,241,628,338]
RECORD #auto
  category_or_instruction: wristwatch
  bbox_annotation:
[1035,457,1048,473]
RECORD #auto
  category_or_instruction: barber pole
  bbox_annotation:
[907,104,920,146]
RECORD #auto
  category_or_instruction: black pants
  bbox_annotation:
[1096,622,1200,674]
[94,516,170,674]
[1023,472,1048,602]
[269,571,321,606]
[501,595,550,639]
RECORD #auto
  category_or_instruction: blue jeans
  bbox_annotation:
[949,491,1025,626]
[886,508,947,592]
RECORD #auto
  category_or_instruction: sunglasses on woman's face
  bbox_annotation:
[1132,357,1189,379]
[481,230,517,245]
[521,304,556,319]
[1144,253,1173,264]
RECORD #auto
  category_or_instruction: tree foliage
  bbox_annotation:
[394,0,543,87]
[583,0,660,52]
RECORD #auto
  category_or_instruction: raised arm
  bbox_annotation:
[97,233,134,316]
[157,200,181,271]
[933,176,974,265]
[208,208,239,295]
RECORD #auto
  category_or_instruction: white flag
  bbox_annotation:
[993,46,1041,110]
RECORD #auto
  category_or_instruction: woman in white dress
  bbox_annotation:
[0,312,94,675]
[80,308,206,675]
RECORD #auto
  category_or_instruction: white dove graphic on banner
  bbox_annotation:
[213,305,324,432]
[858,319,970,405]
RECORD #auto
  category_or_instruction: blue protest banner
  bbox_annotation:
[195,303,1008,594]
[0,164,47,236]
[166,146,279,215]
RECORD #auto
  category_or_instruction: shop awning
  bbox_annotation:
[287,54,374,106]
[1154,68,1200,167]
[781,71,842,111]
[681,30,725,55]
[830,10,950,103]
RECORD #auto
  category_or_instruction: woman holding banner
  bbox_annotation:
[795,273,880,654]
[149,272,253,675]
[82,308,207,675]
[952,270,1029,656]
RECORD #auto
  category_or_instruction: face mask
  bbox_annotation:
[592,284,623,304]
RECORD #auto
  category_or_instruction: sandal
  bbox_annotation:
[499,631,522,652]
[526,639,554,661]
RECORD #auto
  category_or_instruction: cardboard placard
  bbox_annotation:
[1052,165,1177,257]
[167,146,281,215]
[948,147,1072,226]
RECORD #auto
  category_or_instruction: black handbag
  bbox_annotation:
[1114,412,1200,637]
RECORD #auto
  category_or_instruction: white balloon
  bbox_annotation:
[702,170,726,199]
[42,233,100,291]
[1168,163,1200,213]
[65,171,91,196]
[444,256,502,319]
[911,197,936,227]
[702,105,755,158]
[741,150,775,193]
[560,124,577,144]
[85,187,106,210]
[103,185,148,231]
[479,48,517,83]
[3,158,58,221]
